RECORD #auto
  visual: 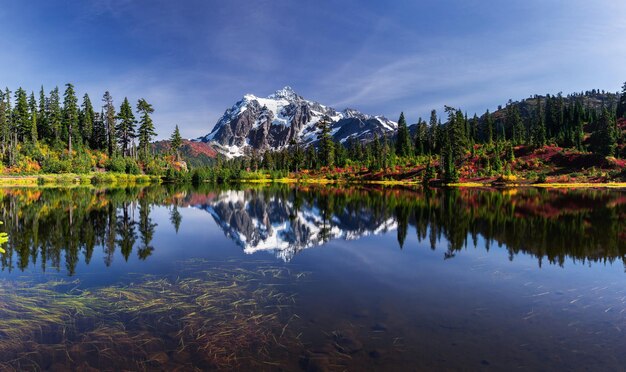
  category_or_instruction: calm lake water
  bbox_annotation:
[0,184,624,370]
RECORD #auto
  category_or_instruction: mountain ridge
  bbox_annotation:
[196,86,397,158]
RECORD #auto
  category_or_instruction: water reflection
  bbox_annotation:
[190,186,625,267]
[0,185,624,275]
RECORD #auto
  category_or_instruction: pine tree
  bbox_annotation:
[62,83,79,154]
[505,102,525,145]
[136,98,157,159]
[28,92,38,143]
[428,110,438,153]
[13,88,30,142]
[102,91,116,156]
[531,96,546,148]
[414,118,426,156]
[590,108,617,157]
[617,81,626,119]
[170,124,182,161]
[79,94,95,147]
[317,116,334,167]
[0,89,9,157]
[38,86,48,141]
[395,112,411,157]
[48,87,62,145]
[445,106,468,161]
[484,109,493,145]
[289,137,304,172]
[370,134,382,170]
[116,97,136,157]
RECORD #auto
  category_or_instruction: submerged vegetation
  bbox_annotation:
[0,261,305,370]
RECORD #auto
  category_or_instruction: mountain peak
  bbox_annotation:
[267,86,300,101]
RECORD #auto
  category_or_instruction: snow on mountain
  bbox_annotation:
[198,86,397,158]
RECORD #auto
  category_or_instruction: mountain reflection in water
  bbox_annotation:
[0,185,623,275]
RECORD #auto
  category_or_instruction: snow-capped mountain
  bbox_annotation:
[197,86,397,158]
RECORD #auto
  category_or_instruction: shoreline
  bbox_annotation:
[0,174,624,189]
[234,177,626,188]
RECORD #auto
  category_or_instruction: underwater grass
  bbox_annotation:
[0,261,308,370]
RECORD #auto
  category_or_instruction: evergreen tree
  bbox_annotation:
[48,87,62,145]
[116,97,136,157]
[62,83,79,154]
[370,134,382,170]
[317,116,334,167]
[573,101,585,151]
[531,96,546,147]
[0,89,10,157]
[28,92,38,143]
[38,86,48,141]
[13,88,30,142]
[102,91,116,156]
[92,110,107,150]
[428,110,438,153]
[289,137,305,172]
[414,117,426,156]
[505,102,525,144]
[617,81,626,119]
[395,112,411,157]
[484,109,493,145]
[590,108,617,157]
[445,106,468,161]
[79,94,95,147]
[170,124,182,161]
[136,98,157,159]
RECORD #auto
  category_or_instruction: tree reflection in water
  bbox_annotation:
[0,185,623,275]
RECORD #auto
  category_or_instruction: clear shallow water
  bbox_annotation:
[0,185,624,370]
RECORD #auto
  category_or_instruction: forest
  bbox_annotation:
[0,84,182,178]
[1,82,625,185]
[192,84,626,185]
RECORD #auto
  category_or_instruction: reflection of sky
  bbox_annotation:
[1,199,625,368]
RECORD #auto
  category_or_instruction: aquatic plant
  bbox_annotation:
[0,221,7,254]
[0,261,307,370]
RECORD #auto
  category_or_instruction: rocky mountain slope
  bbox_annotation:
[196,87,397,158]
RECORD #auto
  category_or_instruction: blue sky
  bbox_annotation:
[0,0,624,139]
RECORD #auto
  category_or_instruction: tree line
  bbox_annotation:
[204,83,625,183]
[0,83,173,174]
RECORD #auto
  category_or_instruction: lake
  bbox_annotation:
[0,184,624,370]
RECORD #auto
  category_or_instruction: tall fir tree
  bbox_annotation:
[0,89,9,157]
[590,108,617,157]
[531,96,546,148]
[92,110,107,150]
[102,91,116,156]
[414,117,426,155]
[116,97,136,157]
[38,86,48,141]
[617,81,626,119]
[13,88,30,142]
[62,83,79,154]
[136,98,157,159]
[79,94,95,147]
[170,124,182,161]
[484,109,493,145]
[428,109,438,153]
[48,87,62,145]
[395,112,412,157]
[317,116,335,167]
[28,92,38,143]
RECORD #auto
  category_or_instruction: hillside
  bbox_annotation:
[152,139,217,167]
